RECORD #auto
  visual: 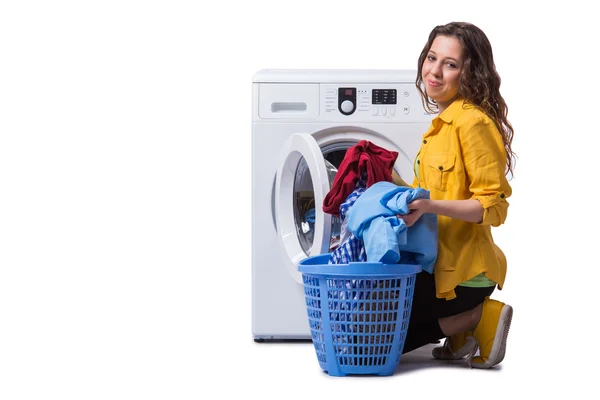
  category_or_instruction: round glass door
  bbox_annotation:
[275,133,333,284]
[275,134,359,284]
[293,157,338,255]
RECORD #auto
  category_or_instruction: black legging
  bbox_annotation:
[402,271,495,354]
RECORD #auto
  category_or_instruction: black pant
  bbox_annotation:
[402,271,495,354]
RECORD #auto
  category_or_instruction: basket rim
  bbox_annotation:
[298,262,421,276]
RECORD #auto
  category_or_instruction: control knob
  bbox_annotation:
[340,100,354,114]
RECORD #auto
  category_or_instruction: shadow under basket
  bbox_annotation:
[298,254,421,377]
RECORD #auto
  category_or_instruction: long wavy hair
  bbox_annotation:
[416,22,516,177]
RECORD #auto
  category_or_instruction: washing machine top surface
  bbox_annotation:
[253,69,416,84]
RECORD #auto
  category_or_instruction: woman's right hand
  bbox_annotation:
[398,199,431,227]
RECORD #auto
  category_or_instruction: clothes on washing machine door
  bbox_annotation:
[322,140,398,217]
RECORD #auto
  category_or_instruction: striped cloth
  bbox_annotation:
[329,171,367,264]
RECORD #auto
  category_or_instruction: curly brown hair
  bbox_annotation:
[416,22,516,177]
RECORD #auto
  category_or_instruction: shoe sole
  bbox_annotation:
[471,304,513,369]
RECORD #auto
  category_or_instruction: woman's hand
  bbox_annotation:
[398,199,431,227]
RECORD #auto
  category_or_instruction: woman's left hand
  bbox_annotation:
[398,199,431,227]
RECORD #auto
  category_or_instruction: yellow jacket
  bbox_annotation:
[411,98,511,300]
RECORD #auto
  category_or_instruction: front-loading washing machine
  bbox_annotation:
[252,69,433,341]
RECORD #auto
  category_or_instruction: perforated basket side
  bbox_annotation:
[301,272,418,377]
[302,274,327,370]
[395,273,416,364]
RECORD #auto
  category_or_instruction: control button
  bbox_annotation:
[404,91,410,97]
[341,100,354,113]
[373,106,379,115]
[390,108,396,116]
[403,105,410,115]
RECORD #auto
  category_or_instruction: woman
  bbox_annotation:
[396,22,515,369]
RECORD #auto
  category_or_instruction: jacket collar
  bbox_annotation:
[423,97,469,139]
[436,97,467,124]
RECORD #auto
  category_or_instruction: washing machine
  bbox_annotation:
[252,69,433,341]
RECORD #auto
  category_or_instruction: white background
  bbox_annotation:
[1,1,597,399]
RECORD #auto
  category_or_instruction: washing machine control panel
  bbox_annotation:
[322,84,429,122]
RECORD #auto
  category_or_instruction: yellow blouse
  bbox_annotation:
[412,98,512,300]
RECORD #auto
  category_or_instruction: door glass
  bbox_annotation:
[292,141,357,255]
[294,142,356,255]
[293,158,337,254]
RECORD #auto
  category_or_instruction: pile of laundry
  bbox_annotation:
[321,140,438,355]
[323,140,438,269]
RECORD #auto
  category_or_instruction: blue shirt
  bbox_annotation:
[346,181,438,273]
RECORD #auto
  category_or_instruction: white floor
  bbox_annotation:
[209,334,588,400]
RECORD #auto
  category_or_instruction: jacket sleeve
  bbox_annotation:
[458,115,512,227]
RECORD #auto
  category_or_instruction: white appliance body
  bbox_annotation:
[252,69,433,340]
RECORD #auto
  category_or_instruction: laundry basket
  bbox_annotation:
[298,254,421,377]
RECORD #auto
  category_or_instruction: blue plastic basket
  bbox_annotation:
[298,254,421,377]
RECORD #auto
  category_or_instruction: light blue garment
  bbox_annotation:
[346,181,438,273]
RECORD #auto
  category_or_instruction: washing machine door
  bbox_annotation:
[275,132,335,284]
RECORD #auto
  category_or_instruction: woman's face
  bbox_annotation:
[422,35,464,110]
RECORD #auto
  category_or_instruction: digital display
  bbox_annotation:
[372,89,397,105]
[345,89,353,96]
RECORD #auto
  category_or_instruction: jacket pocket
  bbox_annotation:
[425,153,456,191]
